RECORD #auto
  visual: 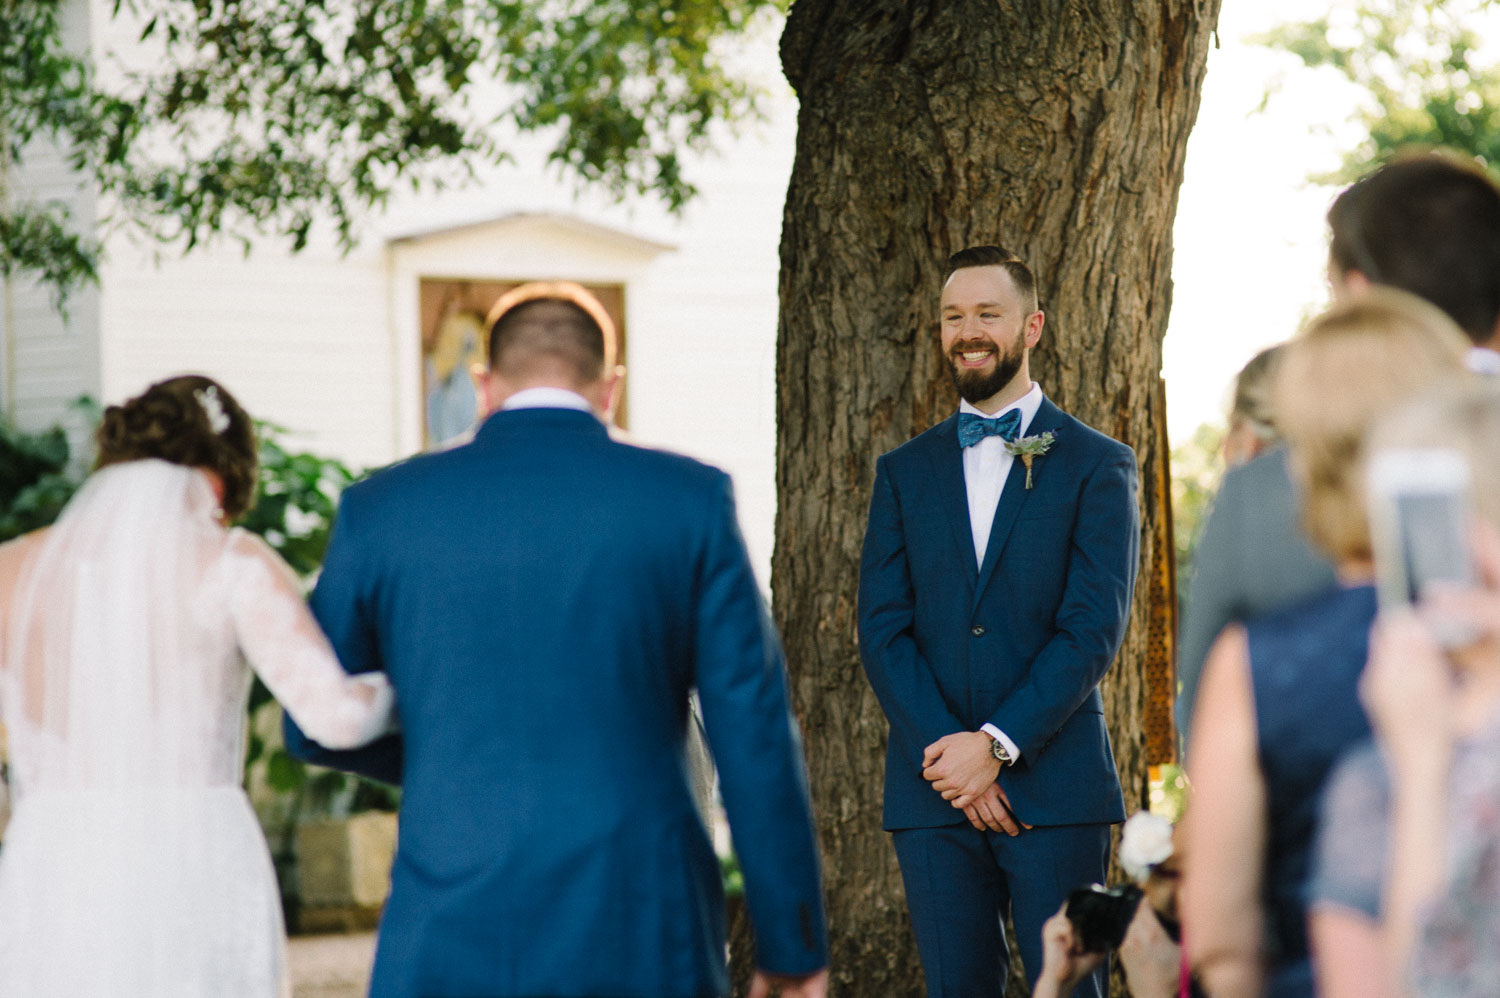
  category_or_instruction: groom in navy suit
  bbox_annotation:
[859,246,1139,996]
[287,282,828,998]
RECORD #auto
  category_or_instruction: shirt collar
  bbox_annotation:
[1468,347,1500,376]
[501,386,595,414]
[958,382,1044,437]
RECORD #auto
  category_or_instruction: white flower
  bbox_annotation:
[1118,811,1174,883]
[195,386,231,434]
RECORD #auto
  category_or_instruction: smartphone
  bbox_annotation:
[1366,446,1478,646]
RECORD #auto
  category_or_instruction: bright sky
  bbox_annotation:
[1165,0,1372,442]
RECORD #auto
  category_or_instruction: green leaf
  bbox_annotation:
[266,749,308,793]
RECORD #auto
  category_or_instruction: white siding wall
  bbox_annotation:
[2,0,103,448]
[98,237,399,470]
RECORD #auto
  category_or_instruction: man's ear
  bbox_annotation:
[600,365,626,425]
[474,363,507,416]
[1024,310,1045,349]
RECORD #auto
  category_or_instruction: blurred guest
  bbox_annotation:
[1033,812,1186,998]
[1177,343,1328,745]
[1181,290,1471,998]
[1222,345,1283,470]
[1312,382,1500,998]
[1176,150,1500,749]
[1327,151,1500,361]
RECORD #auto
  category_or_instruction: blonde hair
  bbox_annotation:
[1369,382,1500,530]
[1274,288,1472,562]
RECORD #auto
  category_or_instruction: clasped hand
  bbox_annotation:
[922,731,1029,836]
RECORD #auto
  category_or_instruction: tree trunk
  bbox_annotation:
[736,2,1221,994]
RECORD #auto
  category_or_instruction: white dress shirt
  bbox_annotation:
[960,383,1044,566]
[959,382,1044,763]
[501,386,595,413]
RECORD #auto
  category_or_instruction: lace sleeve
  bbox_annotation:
[0,727,9,841]
[222,530,394,749]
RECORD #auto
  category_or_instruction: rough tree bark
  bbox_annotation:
[733,2,1221,995]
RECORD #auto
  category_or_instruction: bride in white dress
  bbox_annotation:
[0,375,394,998]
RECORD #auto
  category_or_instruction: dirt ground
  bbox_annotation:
[288,932,376,998]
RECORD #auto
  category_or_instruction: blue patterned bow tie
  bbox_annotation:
[957,409,1022,448]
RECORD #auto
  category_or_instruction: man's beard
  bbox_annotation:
[949,337,1025,405]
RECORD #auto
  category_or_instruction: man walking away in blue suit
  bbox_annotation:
[859,246,1140,997]
[287,282,828,998]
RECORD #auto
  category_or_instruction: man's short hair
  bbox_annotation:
[484,281,618,384]
[1328,150,1500,344]
[945,245,1040,313]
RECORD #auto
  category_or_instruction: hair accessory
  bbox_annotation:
[194,386,231,434]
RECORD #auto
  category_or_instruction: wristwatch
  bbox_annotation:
[989,735,1013,767]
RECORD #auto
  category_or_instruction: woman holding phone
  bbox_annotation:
[1312,381,1500,998]
[1181,290,1471,998]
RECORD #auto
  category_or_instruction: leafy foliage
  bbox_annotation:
[238,424,358,577]
[1255,0,1500,181]
[4,0,784,303]
[1149,763,1188,823]
[719,852,744,899]
[0,0,110,305]
[0,419,74,541]
[0,397,98,540]
[1169,421,1226,610]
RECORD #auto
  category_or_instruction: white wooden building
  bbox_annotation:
[2,0,795,584]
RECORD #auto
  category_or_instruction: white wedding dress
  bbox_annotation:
[0,459,393,998]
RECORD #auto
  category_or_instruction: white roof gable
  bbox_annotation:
[386,211,676,271]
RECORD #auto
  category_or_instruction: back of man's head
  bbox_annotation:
[485,282,616,387]
[1328,150,1500,345]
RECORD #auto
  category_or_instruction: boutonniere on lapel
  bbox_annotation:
[1003,431,1056,489]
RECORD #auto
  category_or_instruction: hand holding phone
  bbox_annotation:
[1361,607,1457,765]
[1366,447,1479,646]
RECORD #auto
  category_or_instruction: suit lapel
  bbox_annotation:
[973,398,1067,600]
[925,415,979,586]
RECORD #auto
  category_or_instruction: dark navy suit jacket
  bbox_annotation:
[858,397,1138,830]
[286,407,827,998]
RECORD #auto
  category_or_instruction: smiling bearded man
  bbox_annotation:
[858,245,1141,997]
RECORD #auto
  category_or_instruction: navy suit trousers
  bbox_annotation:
[892,821,1111,998]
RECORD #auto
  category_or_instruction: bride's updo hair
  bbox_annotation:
[96,375,258,518]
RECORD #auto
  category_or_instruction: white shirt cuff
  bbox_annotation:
[981,724,1021,762]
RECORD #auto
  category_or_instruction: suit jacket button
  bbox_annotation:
[971,625,986,637]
